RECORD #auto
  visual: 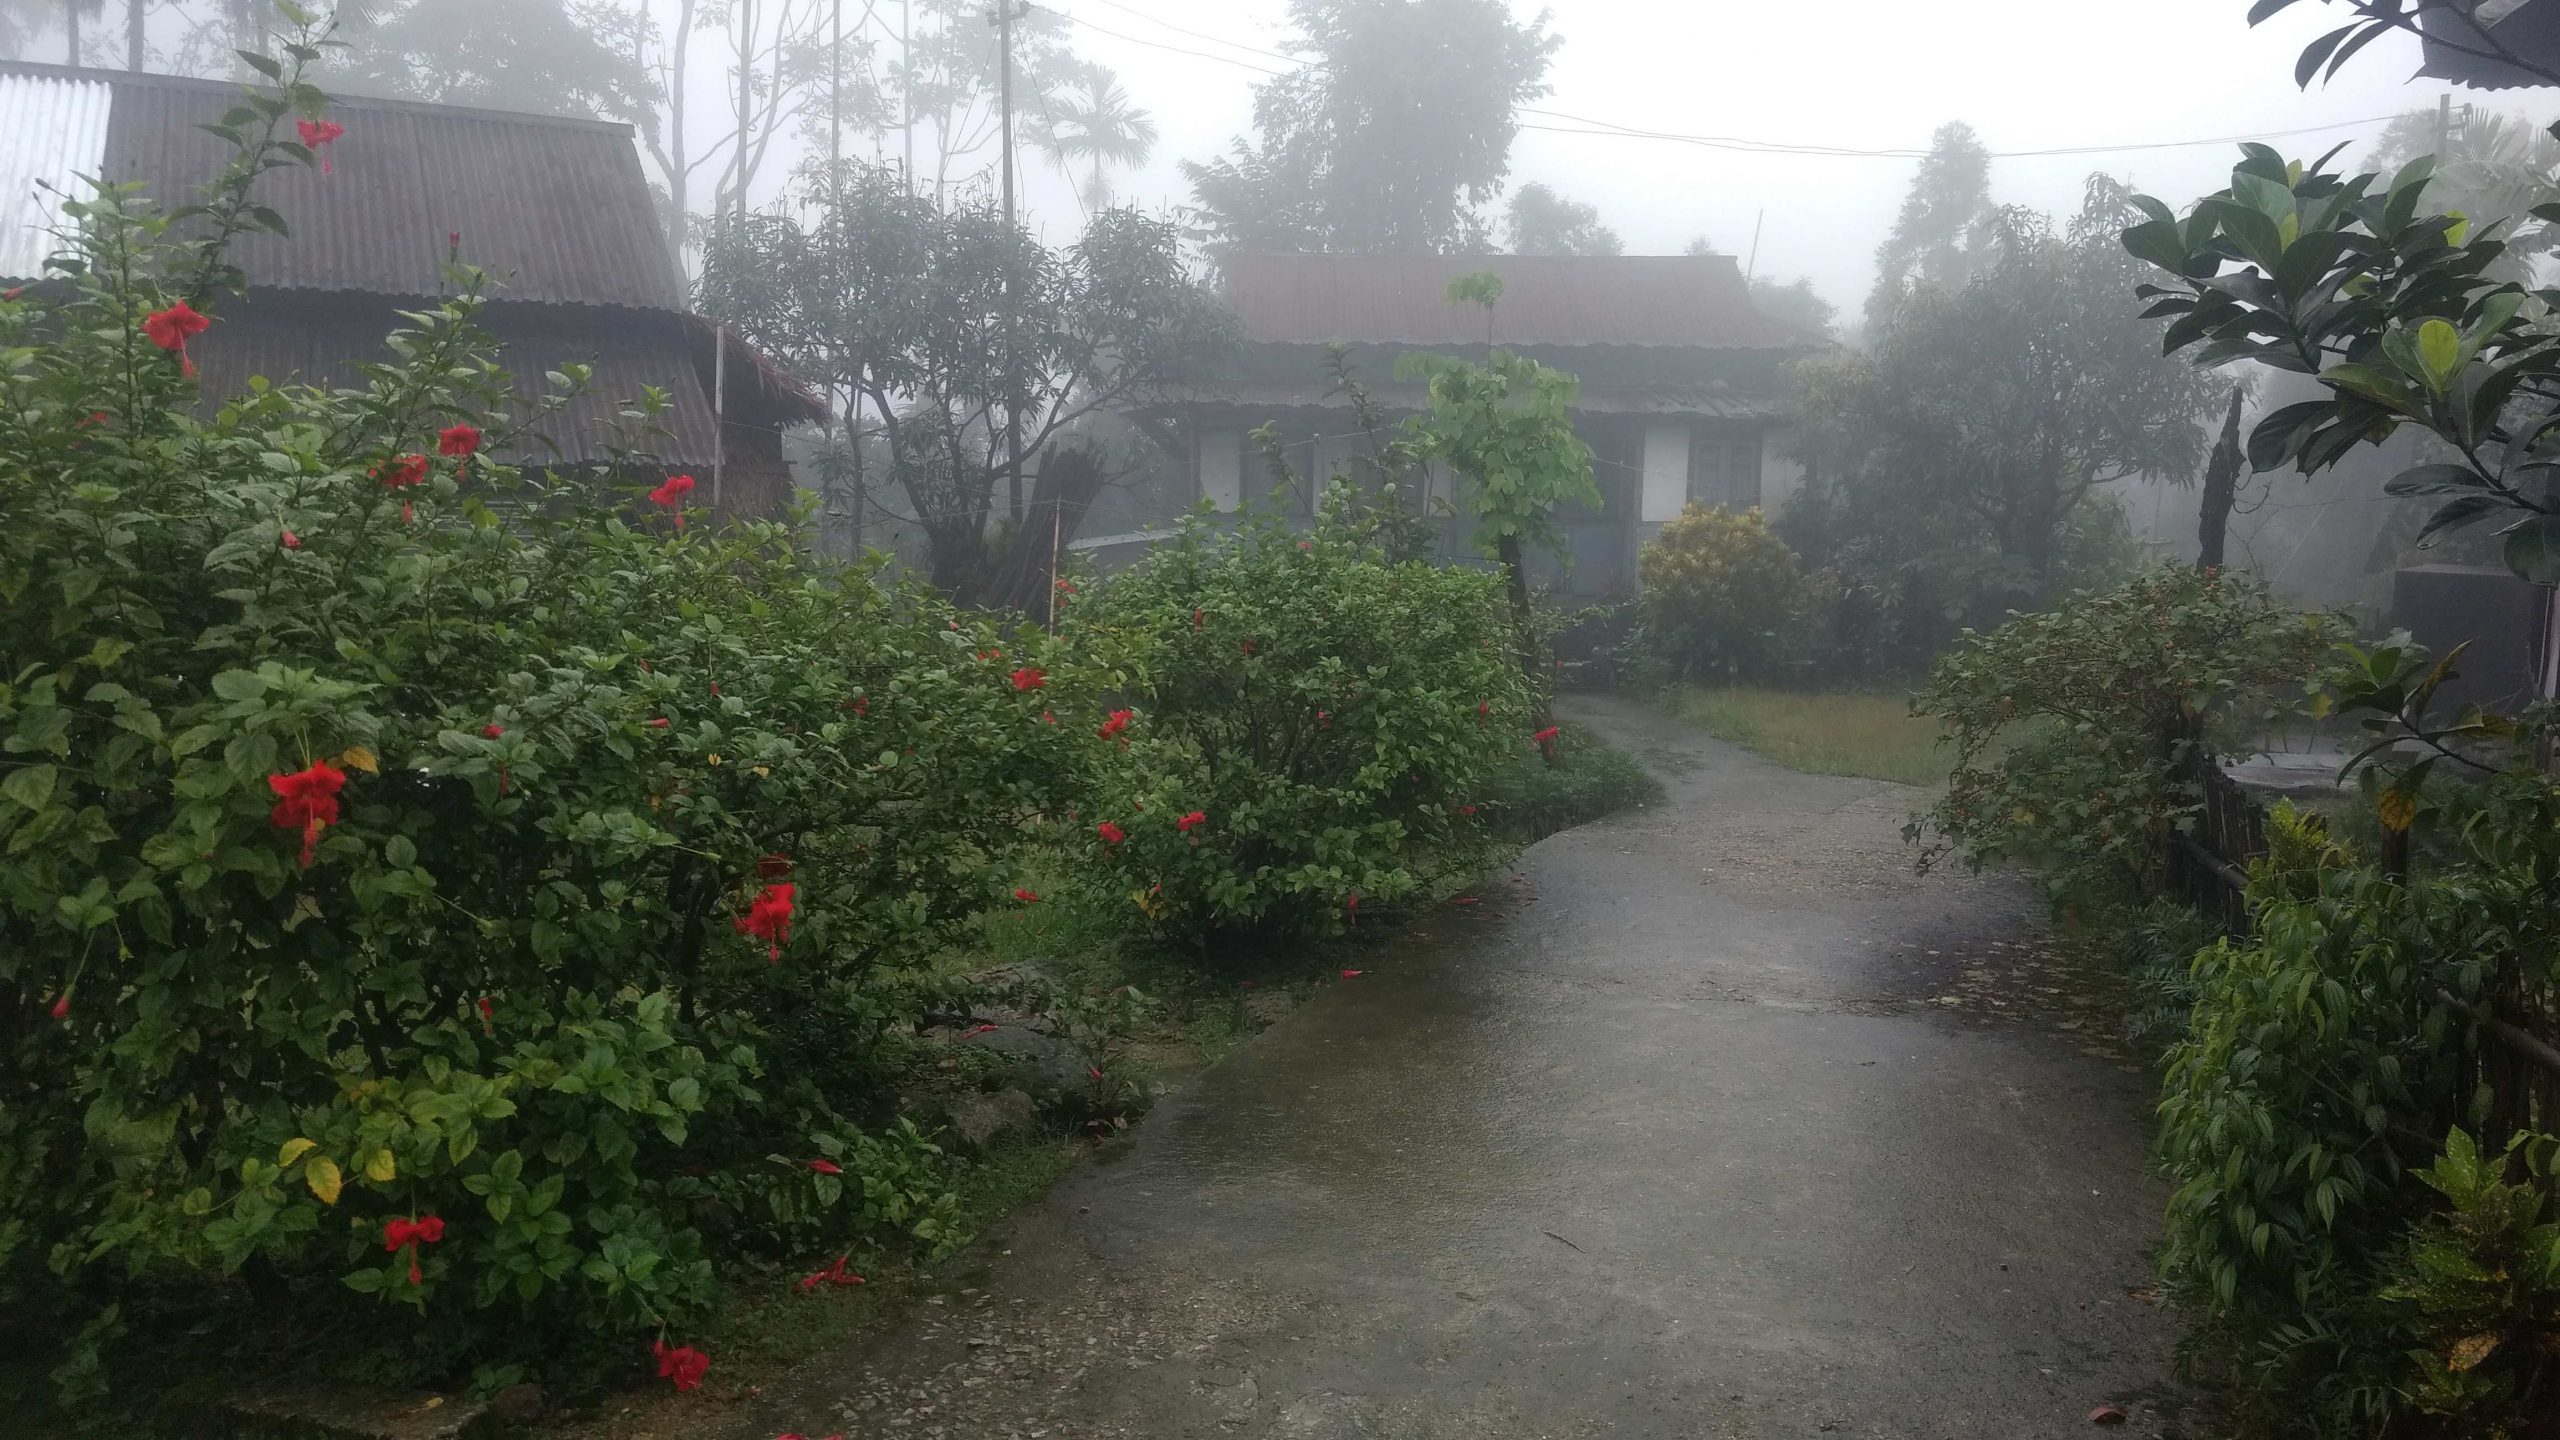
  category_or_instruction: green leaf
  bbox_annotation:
[1,764,57,812]
[2415,494,2506,547]
[2383,464,2486,499]
[2416,319,2461,389]
[2502,513,2560,583]
[209,670,267,702]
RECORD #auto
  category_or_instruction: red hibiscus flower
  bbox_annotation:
[477,995,494,1029]
[141,300,209,376]
[806,1158,842,1175]
[648,717,671,729]
[1013,888,1040,904]
[653,1338,710,1392]
[481,722,505,739]
[1011,666,1046,691]
[795,1255,864,1293]
[437,423,481,458]
[1177,810,1207,834]
[1,285,22,301]
[1096,708,1132,743]
[1192,607,1204,631]
[1532,726,1561,744]
[383,1213,444,1285]
[1096,821,1125,846]
[381,453,428,490]
[1340,968,1363,978]
[295,117,345,173]
[648,474,696,527]
[49,991,70,1020]
[267,761,347,866]
[280,528,300,550]
[734,882,796,961]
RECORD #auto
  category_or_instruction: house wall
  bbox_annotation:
[1168,409,1777,600]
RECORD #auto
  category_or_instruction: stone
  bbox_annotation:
[488,1383,546,1425]
[213,1387,496,1440]
[948,1088,1039,1149]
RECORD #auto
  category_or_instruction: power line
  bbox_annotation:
[1052,0,2408,163]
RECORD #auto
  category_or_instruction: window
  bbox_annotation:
[1688,432,1763,510]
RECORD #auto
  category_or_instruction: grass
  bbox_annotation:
[1656,684,1951,786]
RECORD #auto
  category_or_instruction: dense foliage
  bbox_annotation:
[1632,505,1809,683]
[2124,142,2560,582]
[0,84,1092,1396]
[1069,493,1533,946]
[1182,0,1557,253]
[696,166,1233,598]
[1909,566,2342,907]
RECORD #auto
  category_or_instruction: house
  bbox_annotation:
[1142,251,1821,597]
[0,61,822,517]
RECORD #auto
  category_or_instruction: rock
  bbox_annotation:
[948,1089,1039,1149]
[213,1387,496,1440]
[2088,1404,2127,1425]
[951,1025,1087,1099]
[1270,1391,1380,1439]
[488,1384,546,1425]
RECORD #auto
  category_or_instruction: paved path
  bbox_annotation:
[721,695,2181,1440]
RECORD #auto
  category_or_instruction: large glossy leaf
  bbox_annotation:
[2502,513,2560,583]
[2415,494,2506,547]
[2382,464,2487,499]
[2247,401,2331,471]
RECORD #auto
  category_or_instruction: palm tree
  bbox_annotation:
[1035,62,1156,212]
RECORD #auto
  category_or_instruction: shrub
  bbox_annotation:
[1633,504,1808,682]
[1909,564,2343,907]
[2382,1129,2560,1435]
[1068,490,1532,945]
[0,81,1088,1396]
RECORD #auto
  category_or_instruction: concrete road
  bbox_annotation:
[721,694,2182,1440]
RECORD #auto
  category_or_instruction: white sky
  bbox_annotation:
[983,0,2535,312]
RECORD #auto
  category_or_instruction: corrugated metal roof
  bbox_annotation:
[2420,0,2560,89]
[1219,252,1818,351]
[189,295,720,466]
[0,69,111,280]
[0,60,682,308]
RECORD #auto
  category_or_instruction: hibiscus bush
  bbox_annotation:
[1068,492,1532,947]
[0,51,1092,1400]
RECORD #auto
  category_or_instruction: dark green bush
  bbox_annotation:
[1631,504,1808,683]
[1909,565,2343,907]
[1068,491,1532,946]
[0,61,1090,1399]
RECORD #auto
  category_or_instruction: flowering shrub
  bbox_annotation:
[0,60,1088,1396]
[1069,492,1531,944]
[1632,504,1809,683]
[1908,565,2341,907]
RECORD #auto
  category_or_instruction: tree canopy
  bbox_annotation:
[1182,0,1557,254]
[1502,182,1622,256]
[1867,121,1996,332]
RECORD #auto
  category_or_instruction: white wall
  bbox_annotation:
[1198,429,1242,512]
[1639,424,1691,523]
[1760,448,1807,518]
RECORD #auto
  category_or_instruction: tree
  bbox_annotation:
[696,164,1234,599]
[1790,178,2226,627]
[337,0,663,127]
[1032,61,1158,213]
[1400,275,1598,733]
[1867,121,1996,332]
[1503,181,1621,256]
[1749,275,1836,339]
[1183,0,1557,254]
[2371,106,2560,283]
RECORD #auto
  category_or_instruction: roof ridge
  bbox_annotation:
[0,59,639,138]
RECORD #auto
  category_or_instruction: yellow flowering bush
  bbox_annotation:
[1634,504,1808,681]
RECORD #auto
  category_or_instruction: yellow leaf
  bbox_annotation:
[364,1149,397,1183]
[751,765,770,778]
[278,1137,317,1169]
[706,753,722,766]
[2449,1332,2499,1372]
[335,744,379,775]
[305,1156,343,1205]
[2378,787,2417,834]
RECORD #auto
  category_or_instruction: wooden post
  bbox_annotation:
[711,325,727,515]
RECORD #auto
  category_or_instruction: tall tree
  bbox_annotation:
[1502,181,1621,256]
[901,0,1080,204]
[1032,61,1157,212]
[338,0,662,126]
[1867,120,1995,331]
[1789,176,2226,624]
[1183,0,1557,254]
[696,164,1234,597]
[1749,275,1836,339]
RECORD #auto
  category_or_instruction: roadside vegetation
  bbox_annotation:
[1654,687,1944,786]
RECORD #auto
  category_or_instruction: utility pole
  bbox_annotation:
[901,0,915,191]
[2436,91,2454,158]
[65,0,81,65]
[127,0,144,71]
[993,0,1027,523]
[833,0,865,555]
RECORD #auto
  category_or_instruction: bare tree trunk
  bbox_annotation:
[666,0,697,274]
[2197,386,2245,574]
[1496,533,1554,756]
[64,0,80,64]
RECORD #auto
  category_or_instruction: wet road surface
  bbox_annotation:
[719,694,2181,1439]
